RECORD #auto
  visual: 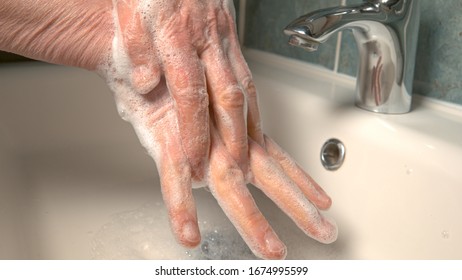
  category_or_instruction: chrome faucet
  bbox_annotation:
[284,0,420,114]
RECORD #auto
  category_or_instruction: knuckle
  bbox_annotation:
[243,208,266,231]
[244,79,258,100]
[230,135,248,150]
[225,135,248,162]
[217,163,242,184]
[218,86,245,109]
[248,119,262,133]
[174,87,209,109]
[211,156,244,192]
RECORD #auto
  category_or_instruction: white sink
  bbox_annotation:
[1,49,461,259]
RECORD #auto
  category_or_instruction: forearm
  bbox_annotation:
[0,0,113,70]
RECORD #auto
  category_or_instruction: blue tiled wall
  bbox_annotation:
[244,0,462,106]
[245,0,339,70]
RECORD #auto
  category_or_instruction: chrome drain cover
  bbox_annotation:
[320,138,346,171]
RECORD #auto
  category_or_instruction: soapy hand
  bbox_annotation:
[0,0,337,259]
[106,0,337,259]
[1,0,259,180]
[114,77,337,259]
[108,0,261,180]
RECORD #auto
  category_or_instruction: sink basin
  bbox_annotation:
[1,49,461,259]
[251,50,462,259]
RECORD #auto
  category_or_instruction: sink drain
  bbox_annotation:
[320,138,346,171]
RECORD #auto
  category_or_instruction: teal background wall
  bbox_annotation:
[244,0,462,106]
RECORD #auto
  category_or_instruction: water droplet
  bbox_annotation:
[201,242,209,254]
[442,230,450,239]
[119,109,129,121]
[404,164,413,175]
[142,243,150,251]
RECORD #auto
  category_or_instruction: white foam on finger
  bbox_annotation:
[249,141,338,245]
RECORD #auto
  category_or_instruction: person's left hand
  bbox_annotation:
[113,76,337,260]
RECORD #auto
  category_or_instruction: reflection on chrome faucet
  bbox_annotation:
[372,55,383,106]
[284,0,420,114]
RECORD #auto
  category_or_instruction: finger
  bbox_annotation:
[156,113,201,248]
[160,42,209,180]
[115,0,161,94]
[208,129,286,260]
[243,78,264,146]
[249,139,338,244]
[159,148,200,248]
[120,79,201,248]
[264,135,332,210]
[223,14,264,146]
[201,18,248,173]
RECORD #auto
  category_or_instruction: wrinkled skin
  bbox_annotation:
[109,0,261,180]
[0,0,338,259]
[114,77,337,259]
[108,0,337,259]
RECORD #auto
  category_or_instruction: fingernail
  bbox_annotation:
[264,230,286,257]
[319,194,333,210]
[311,215,338,244]
[322,216,339,244]
[182,220,200,245]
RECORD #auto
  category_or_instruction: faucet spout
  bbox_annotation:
[284,0,420,114]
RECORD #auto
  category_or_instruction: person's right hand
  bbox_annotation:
[108,0,262,181]
[114,76,338,260]
[1,0,261,182]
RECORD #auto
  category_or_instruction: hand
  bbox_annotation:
[108,0,262,180]
[114,78,337,260]
[110,0,337,259]
[1,0,338,259]
[1,0,261,180]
